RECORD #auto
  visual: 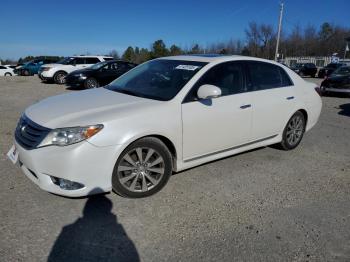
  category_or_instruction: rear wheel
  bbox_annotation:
[84,77,99,89]
[112,137,173,198]
[54,71,67,84]
[279,111,305,150]
[23,69,30,76]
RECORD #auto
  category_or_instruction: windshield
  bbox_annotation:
[89,61,108,70]
[331,66,350,76]
[57,57,74,65]
[106,59,207,101]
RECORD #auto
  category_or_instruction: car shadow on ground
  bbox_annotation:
[337,103,350,117]
[65,86,85,91]
[47,193,140,262]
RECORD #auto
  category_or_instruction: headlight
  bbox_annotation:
[41,67,51,71]
[75,73,87,79]
[38,125,103,147]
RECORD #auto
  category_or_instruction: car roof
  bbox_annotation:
[71,56,113,58]
[158,54,281,65]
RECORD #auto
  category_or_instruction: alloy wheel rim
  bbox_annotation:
[57,74,66,84]
[117,147,165,192]
[87,79,97,88]
[286,115,304,146]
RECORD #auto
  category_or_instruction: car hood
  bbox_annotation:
[67,68,94,75]
[327,75,348,81]
[25,88,161,128]
[41,63,65,68]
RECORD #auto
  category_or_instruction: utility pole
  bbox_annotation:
[274,2,284,61]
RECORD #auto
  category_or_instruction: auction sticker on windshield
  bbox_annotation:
[175,65,200,71]
[7,145,18,164]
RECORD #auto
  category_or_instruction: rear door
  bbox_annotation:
[182,61,253,160]
[246,61,296,140]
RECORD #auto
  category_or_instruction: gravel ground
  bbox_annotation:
[0,76,349,262]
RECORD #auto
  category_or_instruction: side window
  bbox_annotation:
[85,58,100,64]
[68,58,77,65]
[247,61,293,91]
[0,66,6,69]
[108,62,119,70]
[184,61,245,102]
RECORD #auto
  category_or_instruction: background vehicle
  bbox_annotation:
[38,56,113,84]
[290,63,317,77]
[65,60,137,89]
[15,57,60,76]
[0,65,15,76]
[10,55,322,198]
[4,65,17,69]
[320,66,350,96]
[318,63,346,78]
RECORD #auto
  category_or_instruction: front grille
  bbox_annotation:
[15,115,51,150]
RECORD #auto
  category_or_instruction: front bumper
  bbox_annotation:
[14,139,123,197]
[65,75,86,87]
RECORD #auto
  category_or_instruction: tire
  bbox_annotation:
[4,72,12,76]
[84,77,99,89]
[279,111,306,150]
[112,137,173,198]
[53,71,67,84]
[23,69,30,76]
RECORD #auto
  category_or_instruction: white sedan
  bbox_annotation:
[0,65,15,76]
[8,55,322,198]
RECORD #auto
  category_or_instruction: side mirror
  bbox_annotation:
[197,84,222,100]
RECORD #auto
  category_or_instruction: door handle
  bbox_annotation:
[240,104,251,109]
[286,96,294,100]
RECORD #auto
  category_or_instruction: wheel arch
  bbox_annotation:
[54,70,68,76]
[297,108,308,126]
[119,134,178,171]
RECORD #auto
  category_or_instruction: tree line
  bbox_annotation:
[110,22,349,64]
[2,22,349,65]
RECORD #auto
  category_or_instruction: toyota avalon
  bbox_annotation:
[8,55,322,198]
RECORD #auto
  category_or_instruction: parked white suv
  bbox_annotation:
[8,55,322,198]
[38,56,113,84]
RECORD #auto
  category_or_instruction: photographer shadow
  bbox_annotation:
[48,193,139,262]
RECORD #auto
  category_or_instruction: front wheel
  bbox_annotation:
[23,69,30,76]
[84,77,99,89]
[4,72,12,76]
[112,137,173,198]
[54,71,67,84]
[279,111,306,150]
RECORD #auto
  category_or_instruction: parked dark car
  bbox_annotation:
[65,60,137,89]
[290,63,317,77]
[320,66,350,96]
[318,63,346,78]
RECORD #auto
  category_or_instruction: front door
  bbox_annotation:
[182,61,252,161]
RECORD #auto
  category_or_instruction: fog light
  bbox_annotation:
[50,176,84,190]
